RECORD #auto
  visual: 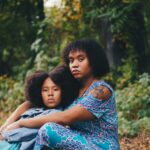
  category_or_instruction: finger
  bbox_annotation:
[0,126,5,132]
[0,134,4,140]
[3,125,14,132]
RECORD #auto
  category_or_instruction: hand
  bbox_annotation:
[3,120,21,132]
[0,118,16,132]
[0,122,9,132]
[0,133,4,140]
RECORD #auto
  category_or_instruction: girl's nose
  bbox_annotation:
[48,89,53,96]
[71,59,79,68]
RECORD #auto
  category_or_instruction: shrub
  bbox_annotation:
[116,73,150,137]
[0,76,24,113]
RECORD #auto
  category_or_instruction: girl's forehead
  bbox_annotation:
[43,77,55,85]
[69,50,87,57]
[45,77,61,87]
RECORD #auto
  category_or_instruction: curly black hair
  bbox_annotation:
[25,65,79,108]
[25,71,49,107]
[62,39,109,77]
[49,65,80,108]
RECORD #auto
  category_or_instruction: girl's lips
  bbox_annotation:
[72,70,80,74]
[48,99,55,102]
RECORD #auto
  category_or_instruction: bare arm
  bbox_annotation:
[0,101,32,131]
[4,105,94,130]
[4,85,111,130]
[20,105,94,128]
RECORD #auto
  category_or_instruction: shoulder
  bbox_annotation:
[88,81,113,100]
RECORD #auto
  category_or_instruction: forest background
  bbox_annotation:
[0,0,150,149]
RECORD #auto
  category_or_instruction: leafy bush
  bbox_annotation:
[26,50,60,76]
[116,73,150,137]
[0,76,24,113]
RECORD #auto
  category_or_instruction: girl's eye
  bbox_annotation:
[79,57,84,62]
[42,89,48,92]
[54,88,59,91]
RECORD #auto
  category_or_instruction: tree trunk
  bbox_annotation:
[130,3,149,73]
[98,18,125,68]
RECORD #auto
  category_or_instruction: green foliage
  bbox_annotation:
[0,76,24,113]
[26,51,60,76]
[116,73,150,136]
[115,55,138,89]
[103,54,138,89]
[81,0,150,72]
[0,0,44,76]
[29,18,62,72]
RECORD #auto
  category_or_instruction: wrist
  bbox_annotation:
[6,117,16,124]
[18,120,24,127]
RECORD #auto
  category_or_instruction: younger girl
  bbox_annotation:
[0,65,79,150]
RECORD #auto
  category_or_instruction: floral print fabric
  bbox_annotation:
[34,81,120,150]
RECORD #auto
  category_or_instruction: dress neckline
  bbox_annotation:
[78,79,100,98]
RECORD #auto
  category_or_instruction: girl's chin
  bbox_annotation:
[74,76,83,81]
[73,74,82,79]
[46,104,57,108]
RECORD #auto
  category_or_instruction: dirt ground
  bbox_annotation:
[120,133,150,150]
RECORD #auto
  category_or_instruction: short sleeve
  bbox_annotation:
[77,94,110,119]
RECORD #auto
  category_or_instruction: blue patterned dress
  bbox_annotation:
[34,81,120,150]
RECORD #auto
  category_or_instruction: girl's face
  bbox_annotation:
[69,50,93,81]
[41,77,62,108]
